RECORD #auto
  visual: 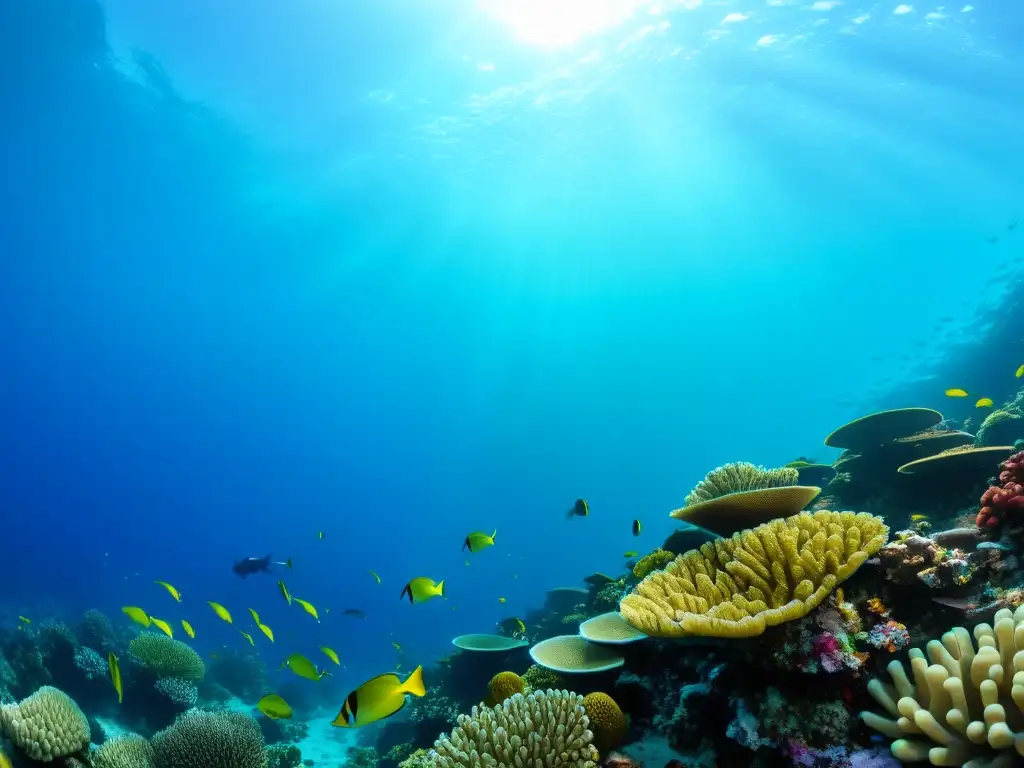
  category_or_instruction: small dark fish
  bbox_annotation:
[632,519,642,536]
[566,498,589,518]
[342,609,367,619]
[233,555,273,578]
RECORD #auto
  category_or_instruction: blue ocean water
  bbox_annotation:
[1,0,1023,730]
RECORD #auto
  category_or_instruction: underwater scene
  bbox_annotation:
[2,0,1024,767]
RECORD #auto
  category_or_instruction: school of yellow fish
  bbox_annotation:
[944,363,1024,405]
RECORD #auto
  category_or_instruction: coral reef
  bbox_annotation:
[485,671,525,706]
[0,685,90,761]
[92,734,156,768]
[128,634,205,681]
[582,692,626,755]
[151,710,267,768]
[977,449,1024,530]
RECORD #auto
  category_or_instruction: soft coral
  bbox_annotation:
[977,450,1024,529]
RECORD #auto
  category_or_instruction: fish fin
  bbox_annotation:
[436,580,445,597]
[462,538,469,552]
[401,665,426,697]
[400,584,411,603]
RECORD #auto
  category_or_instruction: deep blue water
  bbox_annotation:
[1,0,1022,700]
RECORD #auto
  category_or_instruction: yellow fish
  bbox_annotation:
[208,601,233,624]
[293,598,320,622]
[122,606,151,628]
[154,580,181,602]
[514,618,526,633]
[910,514,929,522]
[277,580,292,606]
[392,641,402,652]
[248,608,261,624]
[257,693,293,720]
[108,652,123,704]
[1017,364,1024,378]
[369,570,381,584]
[257,623,274,643]
[623,551,638,558]
[149,617,174,638]
[976,397,994,408]
[400,577,444,604]
[0,746,12,768]
[498,597,506,603]
[331,665,426,728]
[945,388,968,397]
[318,531,325,540]
[240,631,255,646]
[321,646,341,665]
[284,653,330,682]
[17,616,30,625]
[462,529,497,553]
[181,620,195,639]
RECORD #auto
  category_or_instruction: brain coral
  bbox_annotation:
[620,510,888,639]
[129,633,205,681]
[486,672,525,706]
[151,710,267,768]
[432,690,598,768]
[582,692,626,755]
[861,605,1024,765]
[92,734,155,768]
[0,685,90,761]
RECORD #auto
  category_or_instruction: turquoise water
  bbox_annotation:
[1,0,1022,736]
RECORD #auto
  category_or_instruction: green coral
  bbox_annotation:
[398,749,435,768]
[92,735,155,768]
[151,710,266,768]
[631,548,675,580]
[129,633,205,681]
[593,579,626,611]
[521,663,564,691]
[265,743,301,768]
[342,746,379,768]
[560,611,589,625]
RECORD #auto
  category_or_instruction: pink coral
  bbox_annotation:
[977,450,1024,529]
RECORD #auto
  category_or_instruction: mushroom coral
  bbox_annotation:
[619,510,888,639]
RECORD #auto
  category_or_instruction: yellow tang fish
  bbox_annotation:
[0,746,12,768]
[1016,364,1024,378]
[108,652,123,704]
[910,514,929,522]
[945,388,968,397]
[321,646,341,665]
[248,608,261,624]
[369,570,381,584]
[515,618,526,633]
[632,519,642,536]
[331,665,426,728]
[154,580,181,602]
[17,616,30,625]
[284,653,330,682]
[462,529,497,553]
[122,606,150,628]
[149,617,174,638]
[257,622,274,643]
[208,601,233,624]
[498,597,506,603]
[976,397,994,408]
[240,631,255,646]
[623,551,638,558]
[181,620,195,639]
[400,577,444,604]
[257,693,292,720]
[293,598,320,622]
[277,580,292,606]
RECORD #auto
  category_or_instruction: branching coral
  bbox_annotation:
[129,633,205,681]
[977,450,1024,530]
[620,510,889,639]
[432,690,598,767]
[73,646,108,679]
[154,677,198,709]
[0,685,90,761]
[860,605,1024,765]
[151,710,266,768]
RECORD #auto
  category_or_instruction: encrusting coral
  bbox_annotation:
[860,605,1024,766]
[431,689,598,767]
[91,734,156,768]
[0,685,91,761]
[129,633,206,681]
[619,510,889,639]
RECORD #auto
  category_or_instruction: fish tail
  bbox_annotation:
[491,529,497,541]
[436,580,445,597]
[402,665,426,697]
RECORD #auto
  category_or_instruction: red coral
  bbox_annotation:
[977,450,1024,529]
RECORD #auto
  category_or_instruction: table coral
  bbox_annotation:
[976,449,1024,530]
[620,510,888,639]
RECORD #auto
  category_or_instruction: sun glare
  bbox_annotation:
[478,0,646,48]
